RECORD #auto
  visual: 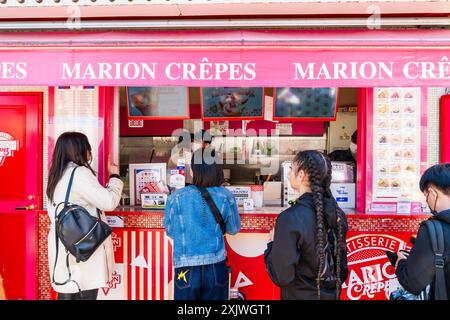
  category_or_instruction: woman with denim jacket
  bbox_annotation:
[164,148,241,300]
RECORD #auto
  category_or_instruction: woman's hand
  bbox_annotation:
[108,155,120,176]
[394,251,407,268]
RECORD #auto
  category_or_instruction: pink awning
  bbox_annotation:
[0,30,449,87]
[0,29,449,48]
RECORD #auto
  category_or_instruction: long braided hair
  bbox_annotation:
[292,150,347,300]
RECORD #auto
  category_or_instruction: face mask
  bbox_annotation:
[426,192,439,215]
[350,143,357,155]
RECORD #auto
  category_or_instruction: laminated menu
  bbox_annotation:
[372,88,422,204]
[129,163,168,206]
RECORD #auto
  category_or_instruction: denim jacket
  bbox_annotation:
[164,185,241,268]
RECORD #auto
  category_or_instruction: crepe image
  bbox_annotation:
[405,120,415,128]
[377,178,389,188]
[378,121,388,128]
[377,104,388,113]
[391,135,401,145]
[391,179,401,188]
[404,136,415,144]
[391,105,401,114]
[404,105,415,113]
[377,90,388,99]
[393,150,402,158]
[379,135,388,144]
[378,150,387,159]
[403,150,415,159]
[404,92,414,99]
[391,91,400,99]
[391,120,401,129]
[378,165,388,173]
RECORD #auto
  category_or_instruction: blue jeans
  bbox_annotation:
[174,260,229,300]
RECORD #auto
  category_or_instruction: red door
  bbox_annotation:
[0,93,42,211]
[0,92,42,299]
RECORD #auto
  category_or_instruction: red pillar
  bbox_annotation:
[440,95,450,163]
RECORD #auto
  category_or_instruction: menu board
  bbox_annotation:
[201,87,264,120]
[274,88,338,120]
[54,86,99,172]
[127,87,189,119]
[372,87,422,203]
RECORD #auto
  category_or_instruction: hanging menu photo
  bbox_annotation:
[372,87,422,205]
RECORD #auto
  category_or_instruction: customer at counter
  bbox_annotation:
[328,130,357,165]
[168,129,215,187]
[164,148,241,300]
[46,132,123,300]
[264,150,348,300]
[394,164,450,300]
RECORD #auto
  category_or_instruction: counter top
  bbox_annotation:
[103,206,430,233]
[106,206,430,218]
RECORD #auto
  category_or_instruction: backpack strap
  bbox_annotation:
[195,186,226,235]
[424,220,448,300]
[52,166,82,295]
[64,166,79,206]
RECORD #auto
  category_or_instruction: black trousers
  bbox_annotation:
[57,289,99,300]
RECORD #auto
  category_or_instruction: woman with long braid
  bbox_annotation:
[264,150,348,300]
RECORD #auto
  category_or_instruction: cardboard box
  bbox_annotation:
[331,162,355,183]
[263,181,282,206]
[330,183,356,209]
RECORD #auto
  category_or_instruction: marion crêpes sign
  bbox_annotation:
[0,50,449,87]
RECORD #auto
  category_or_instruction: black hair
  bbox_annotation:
[419,163,450,195]
[293,150,346,300]
[46,132,96,203]
[191,148,224,187]
[178,133,194,145]
[351,130,357,144]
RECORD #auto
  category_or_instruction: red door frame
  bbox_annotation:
[102,87,116,186]
[356,88,367,213]
[0,92,43,300]
[0,92,43,210]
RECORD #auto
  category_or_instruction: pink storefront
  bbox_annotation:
[0,29,449,300]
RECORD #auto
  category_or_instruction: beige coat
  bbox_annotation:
[47,162,123,293]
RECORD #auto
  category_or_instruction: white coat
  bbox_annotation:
[47,162,123,293]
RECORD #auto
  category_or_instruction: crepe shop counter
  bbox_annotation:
[104,86,446,301]
[25,86,447,301]
[100,205,429,301]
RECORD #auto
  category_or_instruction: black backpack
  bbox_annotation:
[52,166,112,291]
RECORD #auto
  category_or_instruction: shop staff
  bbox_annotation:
[328,130,357,165]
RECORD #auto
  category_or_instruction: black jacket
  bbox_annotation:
[264,192,349,300]
[395,210,450,299]
[328,148,356,164]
